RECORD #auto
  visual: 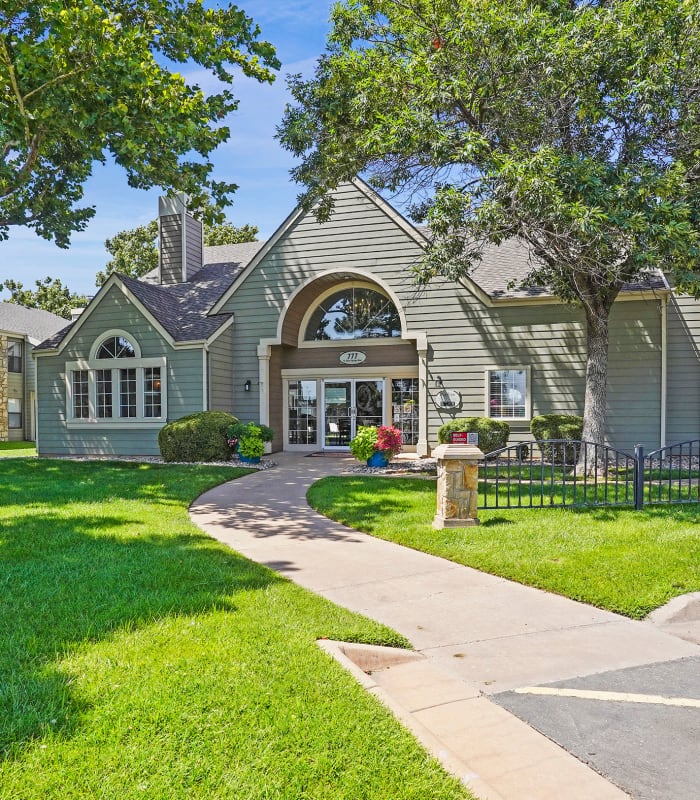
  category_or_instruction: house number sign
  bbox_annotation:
[339,350,367,365]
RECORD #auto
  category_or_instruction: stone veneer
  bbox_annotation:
[432,443,483,528]
[0,336,7,441]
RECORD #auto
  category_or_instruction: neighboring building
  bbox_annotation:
[33,182,699,457]
[0,302,68,442]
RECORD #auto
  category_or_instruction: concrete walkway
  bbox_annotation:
[190,453,700,800]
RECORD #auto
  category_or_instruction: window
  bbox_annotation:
[7,341,22,373]
[392,378,419,445]
[8,398,22,429]
[304,287,401,341]
[143,367,162,418]
[96,369,113,418]
[66,331,166,426]
[487,369,529,419]
[287,380,317,444]
[120,368,137,418]
[72,371,89,419]
[96,336,136,359]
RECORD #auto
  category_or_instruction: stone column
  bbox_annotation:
[432,443,483,528]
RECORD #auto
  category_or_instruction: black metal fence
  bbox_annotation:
[477,439,700,510]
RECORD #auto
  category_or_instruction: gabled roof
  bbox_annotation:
[468,239,669,301]
[35,241,263,352]
[0,302,69,344]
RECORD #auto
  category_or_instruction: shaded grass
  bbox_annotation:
[0,441,36,458]
[307,476,700,619]
[0,461,470,800]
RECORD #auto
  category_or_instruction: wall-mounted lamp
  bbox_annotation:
[436,376,444,388]
[244,379,252,392]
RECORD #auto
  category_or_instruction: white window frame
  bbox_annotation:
[484,366,531,422]
[297,281,403,348]
[8,397,22,429]
[66,332,167,428]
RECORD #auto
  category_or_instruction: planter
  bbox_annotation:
[367,450,390,468]
[239,454,261,464]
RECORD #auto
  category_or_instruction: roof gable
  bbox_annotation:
[0,302,69,344]
[209,177,458,313]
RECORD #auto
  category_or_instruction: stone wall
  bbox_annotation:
[0,336,8,441]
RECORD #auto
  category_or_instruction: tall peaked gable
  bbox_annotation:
[210,178,439,316]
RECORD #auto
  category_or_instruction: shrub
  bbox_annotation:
[436,417,510,456]
[158,411,238,462]
[227,421,273,443]
[237,425,265,459]
[349,426,379,461]
[530,414,583,464]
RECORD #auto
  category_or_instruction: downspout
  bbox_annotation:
[660,295,667,448]
[202,346,209,411]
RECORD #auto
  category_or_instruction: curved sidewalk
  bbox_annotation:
[190,453,699,800]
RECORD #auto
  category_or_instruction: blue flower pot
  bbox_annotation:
[239,455,261,464]
[367,450,390,468]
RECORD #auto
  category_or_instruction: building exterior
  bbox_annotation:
[33,181,699,457]
[0,302,68,442]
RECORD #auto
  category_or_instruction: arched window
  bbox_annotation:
[304,287,401,341]
[96,335,136,359]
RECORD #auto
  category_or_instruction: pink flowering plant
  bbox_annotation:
[376,424,403,459]
[350,424,402,462]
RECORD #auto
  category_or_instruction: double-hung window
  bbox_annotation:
[7,341,22,373]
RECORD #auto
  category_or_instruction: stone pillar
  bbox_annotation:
[0,336,8,442]
[432,443,483,529]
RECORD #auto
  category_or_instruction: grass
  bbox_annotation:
[0,441,36,458]
[307,476,700,619]
[0,460,471,800]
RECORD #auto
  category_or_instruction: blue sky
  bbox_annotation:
[0,1,332,298]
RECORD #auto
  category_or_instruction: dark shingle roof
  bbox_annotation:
[462,239,668,299]
[0,302,70,344]
[35,241,263,350]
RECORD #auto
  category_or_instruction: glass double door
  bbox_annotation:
[323,379,384,449]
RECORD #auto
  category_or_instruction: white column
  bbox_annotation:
[416,332,429,457]
[257,342,271,452]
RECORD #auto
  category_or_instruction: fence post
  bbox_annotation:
[634,444,644,510]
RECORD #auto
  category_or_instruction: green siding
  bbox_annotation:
[209,326,234,413]
[222,182,663,452]
[666,294,700,443]
[36,285,205,456]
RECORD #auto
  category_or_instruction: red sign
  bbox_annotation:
[449,431,479,445]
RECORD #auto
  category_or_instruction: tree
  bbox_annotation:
[95,220,259,286]
[204,222,259,247]
[2,277,88,319]
[95,221,159,286]
[279,0,700,449]
[0,2,278,247]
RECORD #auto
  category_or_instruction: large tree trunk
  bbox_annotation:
[579,303,611,472]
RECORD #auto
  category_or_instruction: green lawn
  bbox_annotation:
[307,476,700,619]
[0,440,36,458]
[0,461,470,800]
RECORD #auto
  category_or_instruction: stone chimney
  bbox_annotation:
[158,195,203,284]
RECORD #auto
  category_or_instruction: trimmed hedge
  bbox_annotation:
[530,414,583,464]
[436,417,510,455]
[158,411,238,463]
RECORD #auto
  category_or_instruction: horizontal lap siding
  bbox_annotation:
[606,300,661,451]
[36,285,205,456]
[209,327,234,414]
[666,295,700,443]
[220,182,663,452]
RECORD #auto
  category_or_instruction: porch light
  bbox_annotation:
[244,379,252,392]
